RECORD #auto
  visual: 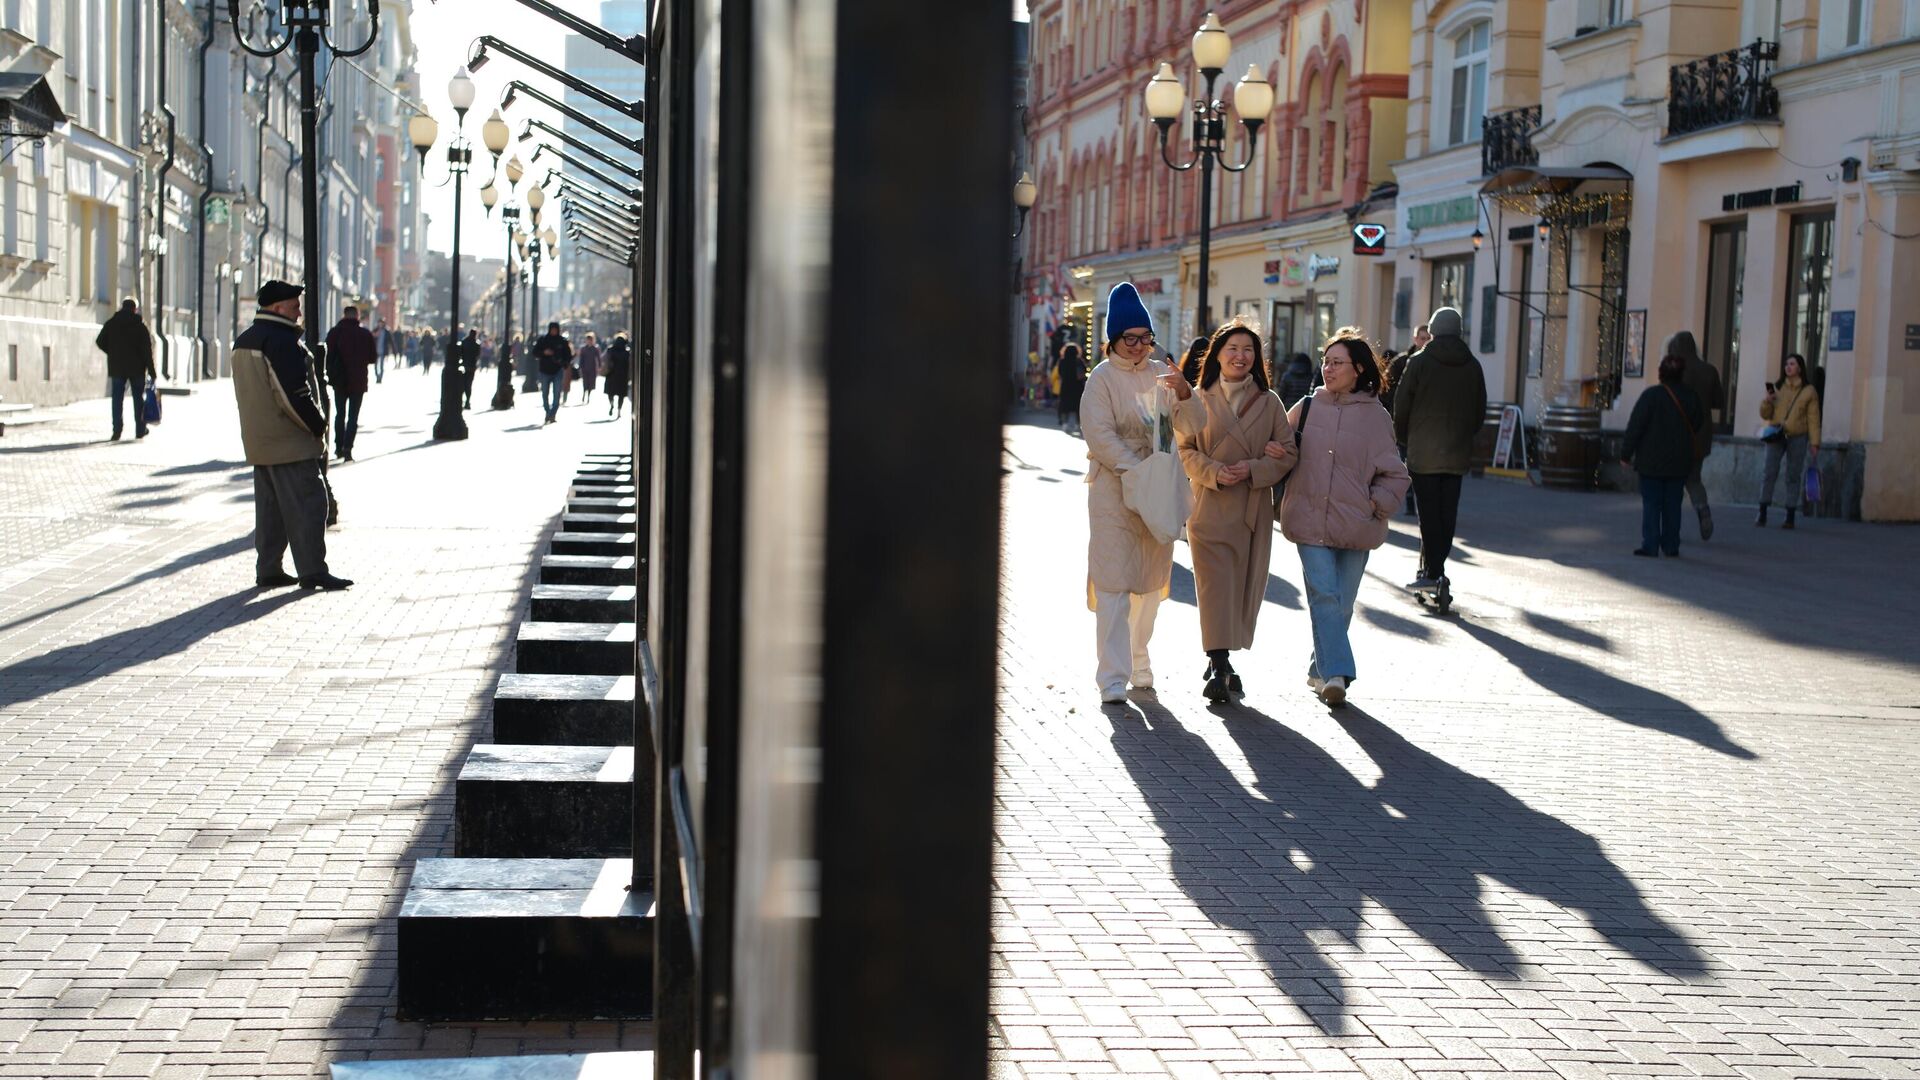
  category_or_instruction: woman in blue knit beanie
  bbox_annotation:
[1080,282,1193,703]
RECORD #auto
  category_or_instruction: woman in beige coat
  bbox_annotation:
[1175,320,1296,702]
[1272,329,1410,706]
[1082,282,1192,703]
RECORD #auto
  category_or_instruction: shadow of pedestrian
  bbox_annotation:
[0,536,254,636]
[0,588,304,712]
[1456,618,1757,759]
[1263,572,1302,610]
[153,459,249,476]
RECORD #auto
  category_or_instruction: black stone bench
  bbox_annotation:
[539,554,636,586]
[549,531,637,557]
[332,1052,655,1079]
[493,673,635,745]
[568,495,639,515]
[455,745,632,859]
[530,584,636,623]
[515,622,635,675]
[570,483,638,500]
[561,512,640,534]
[396,858,652,1020]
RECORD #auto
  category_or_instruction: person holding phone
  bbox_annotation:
[1081,282,1191,703]
[1757,353,1821,528]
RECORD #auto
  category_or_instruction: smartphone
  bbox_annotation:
[1766,381,1775,393]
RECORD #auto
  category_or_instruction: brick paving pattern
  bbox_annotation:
[992,411,1920,1080]
[0,371,636,1077]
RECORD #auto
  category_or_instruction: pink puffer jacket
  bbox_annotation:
[1278,388,1411,551]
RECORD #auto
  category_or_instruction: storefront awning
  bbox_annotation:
[0,73,66,144]
[1479,165,1632,197]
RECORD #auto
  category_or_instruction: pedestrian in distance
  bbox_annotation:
[602,332,632,418]
[324,304,375,462]
[1408,321,1432,357]
[1277,329,1410,707]
[1380,346,1416,517]
[231,280,352,591]
[1620,353,1708,557]
[578,332,601,405]
[1666,330,1724,539]
[419,328,438,374]
[1054,342,1086,435]
[1174,319,1296,703]
[1756,352,1821,529]
[1082,281,1188,704]
[533,321,573,424]
[458,329,482,410]
[372,321,390,385]
[1276,351,1316,408]
[95,297,157,442]
[1391,306,1487,603]
[1178,335,1210,386]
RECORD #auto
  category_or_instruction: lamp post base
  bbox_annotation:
[433,363,470,441]
[492,362,516,410]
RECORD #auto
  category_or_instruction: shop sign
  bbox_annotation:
[1132,277,1164,294]
[1407,196,1477,231]
[1262,253,1339,287]
[1306,253,1339,281]
[1352,222,1387,255]
[1830,310,1855,352]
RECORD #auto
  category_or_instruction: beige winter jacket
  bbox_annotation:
[1081,351,1176,603]
[1175,378,1295,651]
[1279,388,1411,551]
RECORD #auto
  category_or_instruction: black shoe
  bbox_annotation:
[1203,672,1231,702]
[1632,548,1657,557]
[298,573,354,591]
[1698,507,1715,541]
[255,571,298,588]
[1782,510,1796,530]
[1755,505,1769,526]
[1228,673,1243,695]
[111,431,123,441]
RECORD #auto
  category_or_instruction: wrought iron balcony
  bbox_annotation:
[1667,40,1780,138]
[1482,105,1541,176]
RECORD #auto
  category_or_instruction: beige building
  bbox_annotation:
[1394,0,1920,519]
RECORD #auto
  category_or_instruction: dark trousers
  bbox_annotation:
[110,373,148,437]
[254,459,331,579]
[1409,472,1464,579]
[1639,475,1686,555]
[461,366,477,408]
[1685,457,1709,512]
[334,393,363,456]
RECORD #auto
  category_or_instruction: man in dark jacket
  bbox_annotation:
[532,321,573,424]
[95,298,157,441]
[458,329,483,410]
[1666,330,1723,540]
[324,305,376,461]
[1392,306,1488,590]
[1621,355,1708,557]
[1276,352,1317,407]
[231,281,351,591]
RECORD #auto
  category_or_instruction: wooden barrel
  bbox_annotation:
[1538,404,1601,489]
[1470,402,1510,471]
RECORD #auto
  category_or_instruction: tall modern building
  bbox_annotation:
[556,0,644,318]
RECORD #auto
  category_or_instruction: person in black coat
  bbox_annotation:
[1276,352,1317,408]
[1054,343,1086,434]
[1621,353,1708,558]
[95,298,157,440]
[457,329,483,410]
[532,321,573,424]
[602,333,632,419]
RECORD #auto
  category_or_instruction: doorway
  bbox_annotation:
[1703,221,1746,433]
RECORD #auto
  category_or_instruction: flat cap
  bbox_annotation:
[257,279,304,306]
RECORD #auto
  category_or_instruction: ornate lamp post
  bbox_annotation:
[479,108,518,410]
[1144,12,1271,338]
[1012,172,1037,238]
[415,65,477,441]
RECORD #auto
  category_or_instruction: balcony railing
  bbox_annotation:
[1482,105,1541,176]
[1667,40,1780,138]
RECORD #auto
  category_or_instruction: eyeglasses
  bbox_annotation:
[1321,358,1352,369]
[1118,333,1156,348]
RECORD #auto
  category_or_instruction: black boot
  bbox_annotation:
[1783,508,1796,530]
[1755,503,1769,526]
[1204,650,1232,702]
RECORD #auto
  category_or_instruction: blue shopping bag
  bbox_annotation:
[1803,463,1821,507]
[143,384,162,425]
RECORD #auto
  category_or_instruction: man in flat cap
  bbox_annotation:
[230,280,353,591]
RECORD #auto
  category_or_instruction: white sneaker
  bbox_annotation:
[1130,670,1154,691]
[1319,676,1348,706]
[1306,675,1325,693]
[1100,685,1128,704]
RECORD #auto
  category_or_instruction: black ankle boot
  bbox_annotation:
[1783,508,1796,530]
[1755,504,1769,526]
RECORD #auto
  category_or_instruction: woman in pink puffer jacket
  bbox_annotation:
[1271,328,1410,706]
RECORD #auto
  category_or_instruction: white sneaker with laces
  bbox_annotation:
[1307,675,1325,693]
[1130,670,1154,691]
[1100,685,1128,704]
[1319,676,1348,706]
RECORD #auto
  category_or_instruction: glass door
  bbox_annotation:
[1703,221,1746,433]
[1268,301,1297,362]
[1783,210,1834,377]
[1512,243,1533,402]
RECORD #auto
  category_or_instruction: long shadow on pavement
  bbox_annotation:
[1108,700,1708,1033]
[0,535,254,637]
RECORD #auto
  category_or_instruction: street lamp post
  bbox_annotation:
[1144,12,1271,339]
[416,66,477,441]
[479,108,518,410]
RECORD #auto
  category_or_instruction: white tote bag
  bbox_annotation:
[1120,384,1191,545]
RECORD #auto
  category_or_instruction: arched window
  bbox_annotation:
[1446,20,1490,146]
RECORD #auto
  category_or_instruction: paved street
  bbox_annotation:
[0,369,635,1077]
[992,409,1920,1079]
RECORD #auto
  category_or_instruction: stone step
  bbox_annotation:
[549,532,636,557]
[333,1052,655,1080]
[516,621,635,675]
[574,469,632,483]
[455,745,632,859]
[531,584,636,623]
[539,554,636,587]
[561,512,639,534]
[580,452,632,462]
[568,496,638,514]
[397,858,652,1021]
[493,673,634,745]
[570,483,637,500]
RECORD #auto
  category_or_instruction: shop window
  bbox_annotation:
[1429,254,1474,330]
[1447,21,1490,147]
[1314,294,1338,350]
[1782,210,1833,376]
[1512,243,1534,396]
[1703,222,1746,433]
[1845,0,1865,46]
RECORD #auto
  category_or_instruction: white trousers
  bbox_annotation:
[1094,589,1162,694]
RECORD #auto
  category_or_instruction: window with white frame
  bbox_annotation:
[1447,21,1490,147]
[1845,0,1865,46]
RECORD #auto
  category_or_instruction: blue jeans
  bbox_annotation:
[111,373,148,437]
[1639,476,1685,555]
[1297,544,1369,682]
[539,371,563,418]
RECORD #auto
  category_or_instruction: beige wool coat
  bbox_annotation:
[1175,378,1297,651]
[1279,388,1411,551]
[1082,352,1177,604]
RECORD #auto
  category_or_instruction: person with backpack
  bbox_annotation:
[1621,354,1708,556]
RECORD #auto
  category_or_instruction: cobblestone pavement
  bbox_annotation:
[992,410,1920,1080]
[0,369,636,1077]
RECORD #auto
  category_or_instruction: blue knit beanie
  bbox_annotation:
[1105,282,1154,344]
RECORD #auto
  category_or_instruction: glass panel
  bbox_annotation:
[1449,66,1469,145]
[1513,244,1533,397]
[1429,255,1474,330]
[1703,222,1746,434]
[1468,60,1487,141]
[1783,211,1834,376]
[1314,295,1337,349]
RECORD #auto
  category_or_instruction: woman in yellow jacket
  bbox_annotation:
[1756,352,1821,529]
